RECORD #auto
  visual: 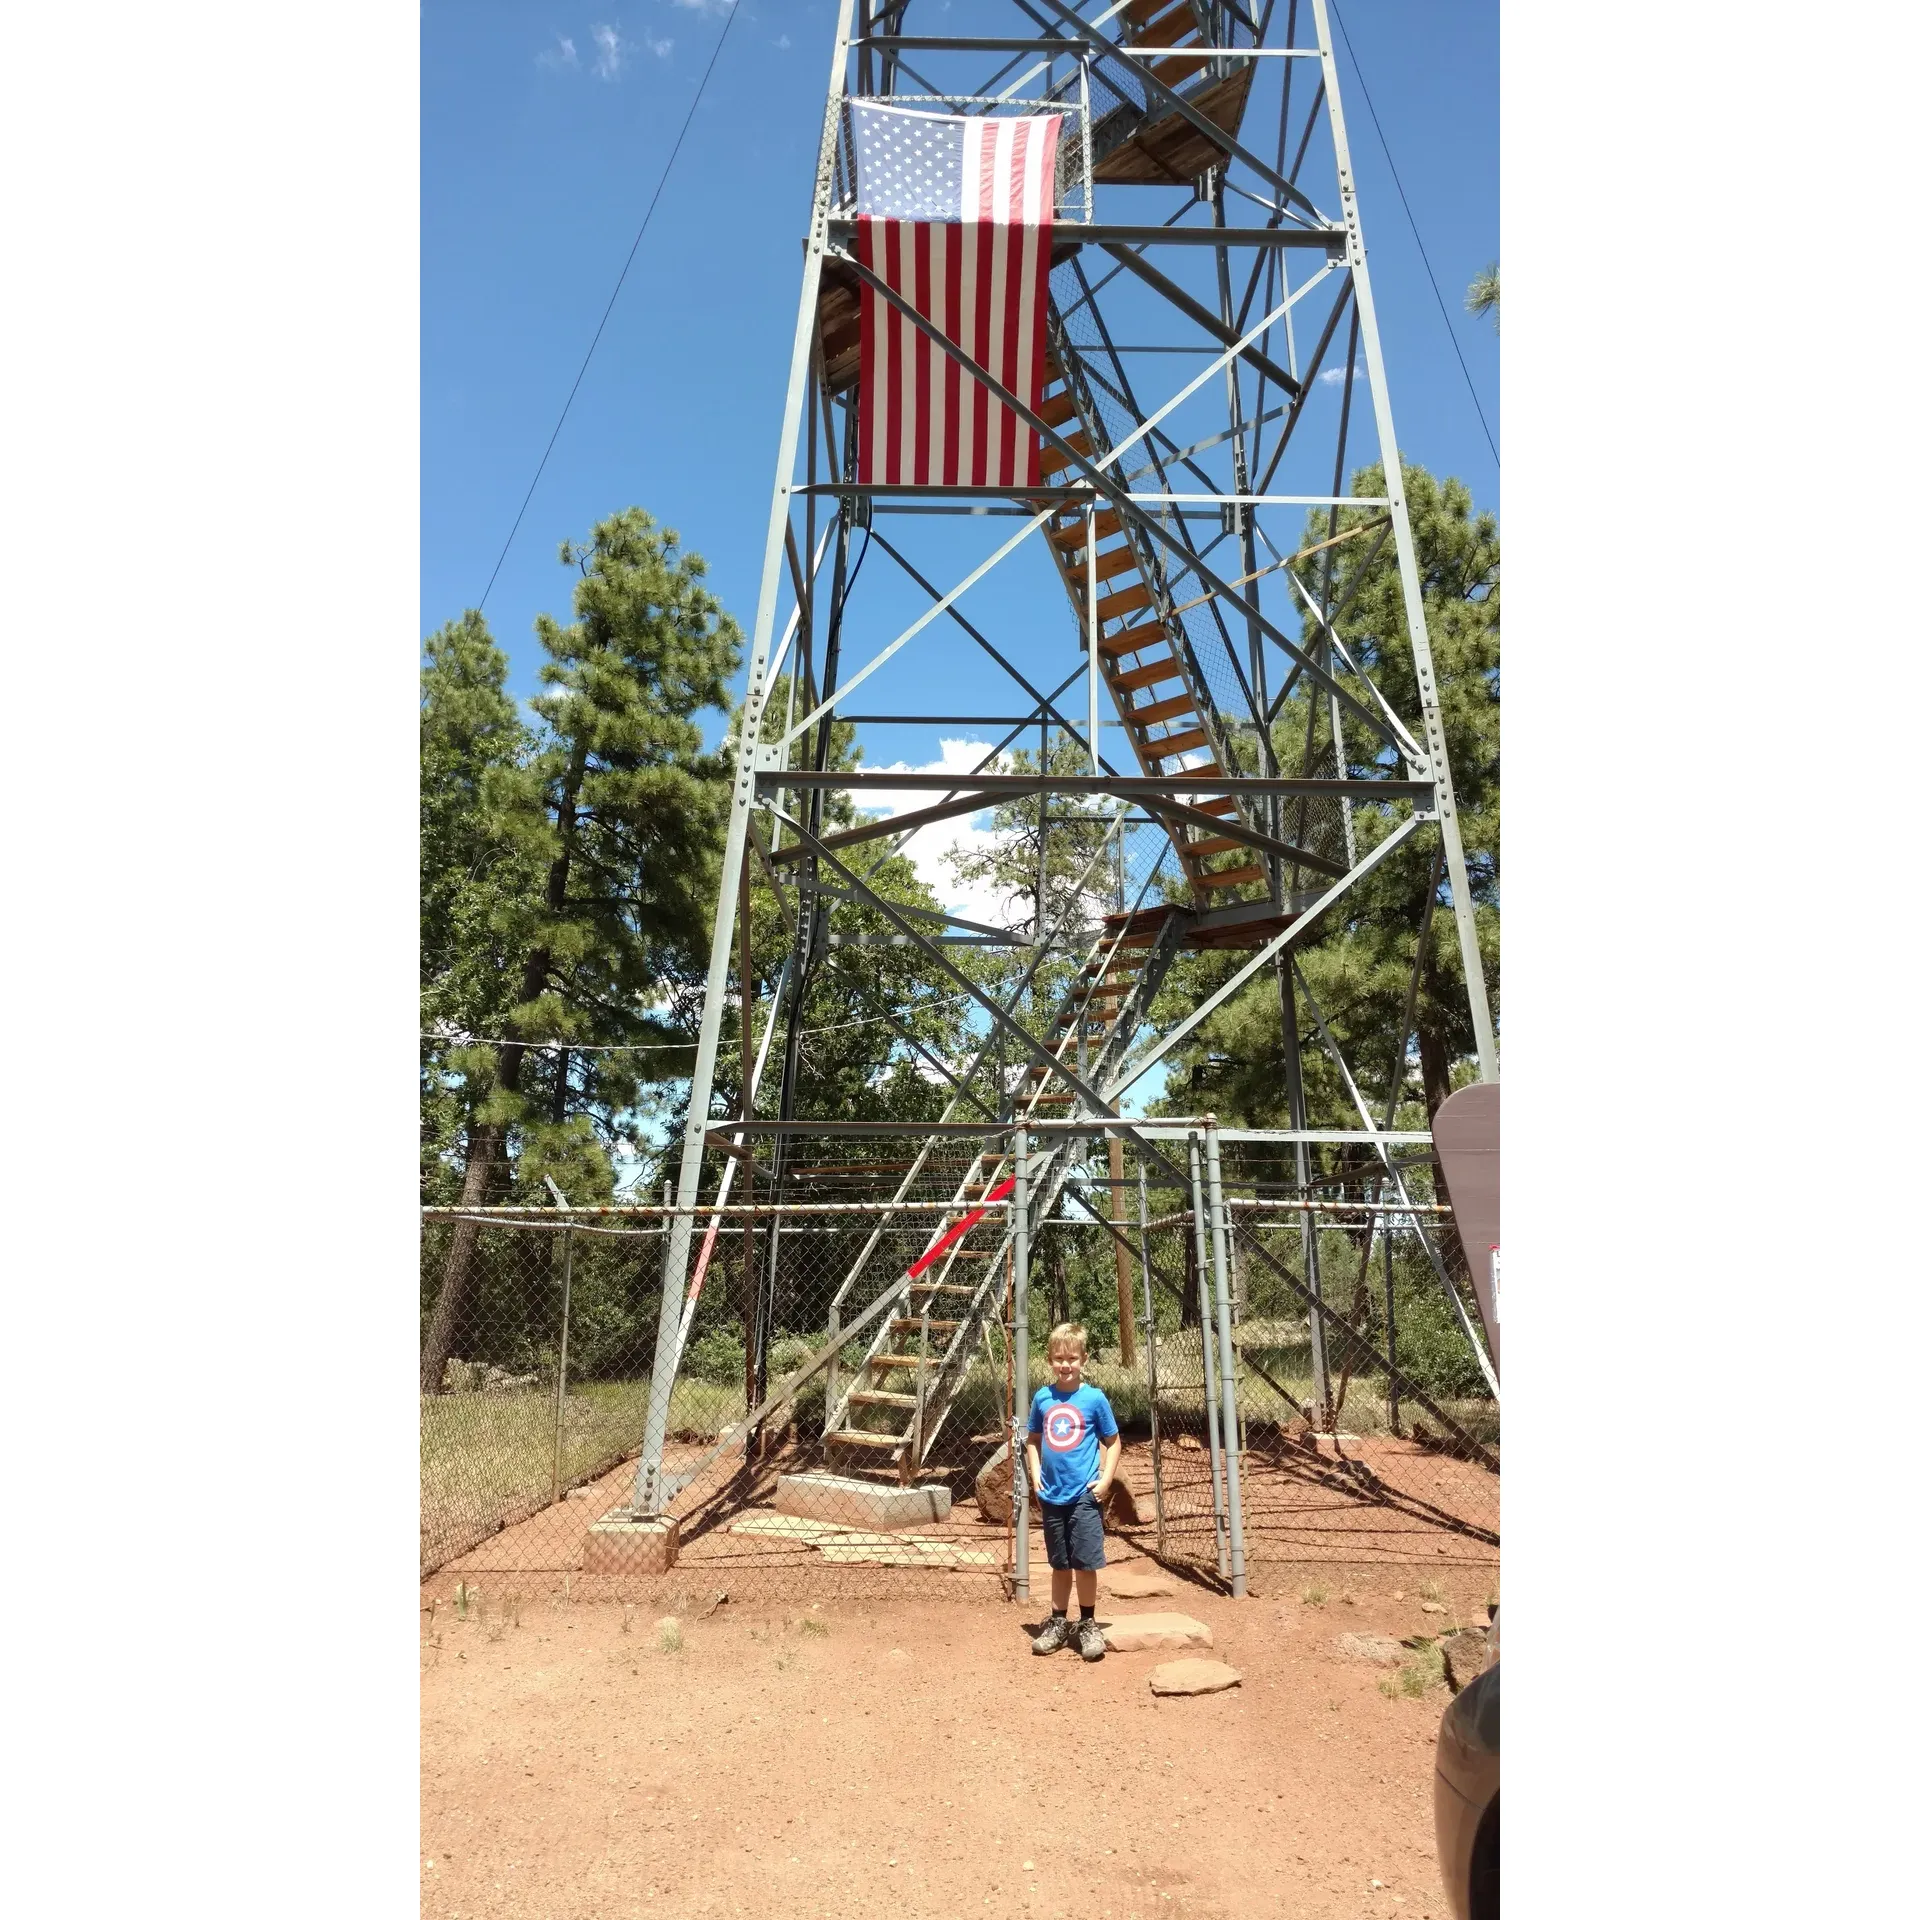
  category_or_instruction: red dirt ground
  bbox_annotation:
[438,1436,1497,1603]
[420,1570,1495,1920]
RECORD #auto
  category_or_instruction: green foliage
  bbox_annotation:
[1387,1270,1486,1400]
[684,1323,747,1384]
[1465,262,1500,330]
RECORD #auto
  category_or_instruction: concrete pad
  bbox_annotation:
[1104,1567,1179,1599]
[1149,1657,1243,1697]
[774,1472,952,1531]
[582,1513,679,1575]
[1103,1612,1214,1653]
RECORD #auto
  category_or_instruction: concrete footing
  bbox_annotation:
[583,1512,680,1574]
[774,1472,952,1531]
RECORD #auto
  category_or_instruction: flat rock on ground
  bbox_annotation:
[1104,1567,1179,1599]
[1104,1611,1214,1653]
[1149,1657,1243,1697]
[1337,1632,1404,1665]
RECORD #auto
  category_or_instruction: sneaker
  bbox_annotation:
[1075,1617,1107,1662]
[1031,1613,1073,1656]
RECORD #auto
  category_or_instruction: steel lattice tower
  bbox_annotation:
[630,0,1496,1521]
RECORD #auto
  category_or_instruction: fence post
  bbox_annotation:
[1012,1126,1032,1604]
[1188,1134,1229,1582]
[550,1225,575,1505]
[1384,1204,1401,1436]
[1138,1153,1165,1562]
[1204,1125,1248,1598]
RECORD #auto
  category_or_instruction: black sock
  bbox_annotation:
[1079,1604,1096,1621]
[1048,1608,1065,1621]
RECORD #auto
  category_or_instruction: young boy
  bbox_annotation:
[1023,1321,1121,1661]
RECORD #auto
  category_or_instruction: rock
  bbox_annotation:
[1104,1467,1157,1526]
[1421,1602,1446,1615]
[1443,1628,1490,1693]
[974,1443,1013,1525]
[1337,1633,1404,1666]
[1149,1658,1242,1697]
[1105,1567,1179,1599]
[440,1358,480,1393]
[1174,1432,1204,1452]
[1103,1612,1214,1653]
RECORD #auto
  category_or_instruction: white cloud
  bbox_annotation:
[536,34,579,70]
[775,33,792,49]
[854,739,1014,929]
[1319,363,1369,385]
[666,0,735,13]
[587,22,673,77]
[590,23,627,75]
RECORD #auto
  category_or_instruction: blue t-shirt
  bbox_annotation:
[1026,1383,1118,1504]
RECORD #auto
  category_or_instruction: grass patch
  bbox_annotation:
[420,1375,745,1575]
[1379,1641,1447,1700]
[656,1618,683,1654]
[1301,1582,1328,1607]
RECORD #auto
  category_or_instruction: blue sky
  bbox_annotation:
[423,0,1499,716]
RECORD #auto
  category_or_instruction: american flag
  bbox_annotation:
[850,102,1062,487]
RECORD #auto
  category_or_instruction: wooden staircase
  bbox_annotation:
[1081,2,1259,188]
[820,902,1193,1480]
[1031,326,1276,907]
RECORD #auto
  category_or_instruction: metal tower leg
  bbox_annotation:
[1204,1125,1248,1598]
[631,0,859,1517]
[1311,0,1497,1080]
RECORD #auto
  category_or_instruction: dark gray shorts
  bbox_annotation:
[1039,1490,1106,1571]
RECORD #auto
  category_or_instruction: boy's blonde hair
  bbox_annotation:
[1045,1321,1090,1358]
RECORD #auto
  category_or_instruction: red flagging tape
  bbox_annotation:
[905,1176,1017,1279]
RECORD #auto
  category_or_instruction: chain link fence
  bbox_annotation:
[421,1131,1497,1603]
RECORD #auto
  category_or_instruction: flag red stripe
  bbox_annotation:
[912,220,933,486]
[857,215,877,482]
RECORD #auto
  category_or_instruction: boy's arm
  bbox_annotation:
[1023,1434,1044,1503]
[1093,1430,1121,1501]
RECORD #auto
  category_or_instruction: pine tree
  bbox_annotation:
[420,611,536,1202]
[421,509,743,1393]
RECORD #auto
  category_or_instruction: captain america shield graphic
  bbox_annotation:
[1043,1404,1086,1450]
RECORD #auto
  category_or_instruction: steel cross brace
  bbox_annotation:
[828,247,1407,756]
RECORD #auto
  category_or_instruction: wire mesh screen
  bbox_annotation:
[423,1132,1497,1603]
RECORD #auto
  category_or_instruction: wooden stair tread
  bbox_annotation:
[888,1318,963,1333]
[1145,725,1209,759]
[1063,548,1140,588]
[847,1390,920,1409]
[1109,655,1183,693]
[1098,620,1167,656]
[908,1282,973,1296]
[1091,581,1156,621]
[1195,864,1266,889]
[1127,691,1196,728]
[1051,508,1124,556]
[826,1429,902,1450]
[1036,429,1094,475]
[1186,834,1245,857]
[1037,391,1079,428]
[869,1353,936,1369]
